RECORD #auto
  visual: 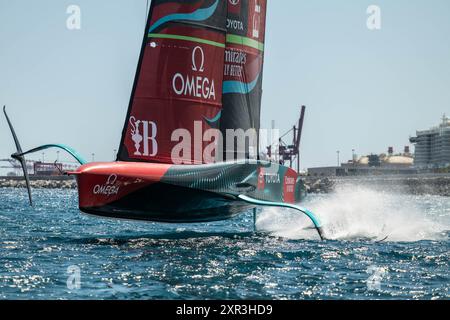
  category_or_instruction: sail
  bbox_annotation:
[118,0,227,164]
[220,0,267,159]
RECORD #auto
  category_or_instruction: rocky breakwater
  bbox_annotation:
[1,174,449,197]
[0,177,77,189]
[397,175,450,197]
[304,174,450,196]
[303,177,335,194]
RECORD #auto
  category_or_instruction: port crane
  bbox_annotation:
[266,106,306,172]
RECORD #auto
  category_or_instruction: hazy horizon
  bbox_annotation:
[1,0,449,172]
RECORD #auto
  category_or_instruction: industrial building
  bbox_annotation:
[308,147,416,177]
[410,115,450,169]
[0,159,78,177]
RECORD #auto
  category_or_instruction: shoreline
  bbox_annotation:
[0,176,77,189]
[1,173,449,196]
[304,174,450,196]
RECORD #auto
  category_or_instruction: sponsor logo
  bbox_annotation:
[227,0,244,30]
[93,174,120,196]
[191,46,205,72]
[227,18,244,31]
[130,116,158,157]
[172,46,216,100]
[252,1,262,38]
[284,176,296,193]
[224,49,246,77]
[255,1,261,13]
[257,168,281,190]
[264,173,281,184]
[252,15,260,38]
[225,50,247,65]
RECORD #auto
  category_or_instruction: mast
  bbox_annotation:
[296,106,306,172]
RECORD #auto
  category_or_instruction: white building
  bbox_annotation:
[410,115,450,169]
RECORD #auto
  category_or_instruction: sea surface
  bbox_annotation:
[0,185,448,300]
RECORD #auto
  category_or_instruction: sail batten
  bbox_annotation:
[148,33,225,47]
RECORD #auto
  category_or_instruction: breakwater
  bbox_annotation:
[305,174,450,196]
[0,176,76,189]
[1,174,449,196]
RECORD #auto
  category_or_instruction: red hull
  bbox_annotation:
[69,161,305,223]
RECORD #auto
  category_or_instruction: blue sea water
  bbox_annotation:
[0,186,448,300]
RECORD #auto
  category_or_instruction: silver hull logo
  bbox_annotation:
[93,174,120,196]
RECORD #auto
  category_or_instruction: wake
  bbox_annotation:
[256,185,449,242]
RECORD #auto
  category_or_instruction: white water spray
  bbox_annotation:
[256,185,448,242]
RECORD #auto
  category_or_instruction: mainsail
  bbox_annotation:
[118,0,227,164]
[118,0,267,164]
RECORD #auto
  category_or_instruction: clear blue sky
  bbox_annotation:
[1,0,449,170]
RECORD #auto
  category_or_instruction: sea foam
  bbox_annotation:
[256,185,448,242]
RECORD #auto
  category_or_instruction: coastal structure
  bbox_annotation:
[410,115,450,169]
[308,147,415,177]
[0,159,77,177]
